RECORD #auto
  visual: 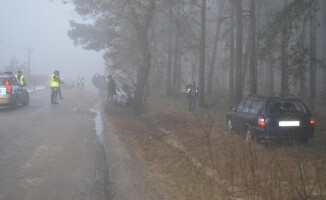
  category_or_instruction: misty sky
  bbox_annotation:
[0,0,104,80]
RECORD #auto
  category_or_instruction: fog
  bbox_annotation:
[0,0,104,82]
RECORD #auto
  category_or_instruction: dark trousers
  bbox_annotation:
[188,96,197,112]
[51,87,58,103]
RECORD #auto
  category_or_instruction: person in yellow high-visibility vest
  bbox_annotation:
[15,70,26,86]
[186,81,199,112]
[50,70,60,104]
[80,77,85,89]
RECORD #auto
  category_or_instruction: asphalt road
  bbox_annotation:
[0,88,110,200]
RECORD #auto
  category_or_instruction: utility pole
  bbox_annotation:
[26,48,33,87]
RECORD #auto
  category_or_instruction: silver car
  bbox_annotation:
[0,72,29,108]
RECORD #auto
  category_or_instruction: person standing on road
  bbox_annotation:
[81,77,85,89]
[50,70,60,104]
[106,75,116,104]
[186,81,199,112]
[15,70,26,86]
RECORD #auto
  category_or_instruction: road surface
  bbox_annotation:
[0,88,145,200]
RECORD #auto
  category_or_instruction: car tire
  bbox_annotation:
[246,128,252,142]
[22,93,29,106]
[227,119,232,131]
[11,96,19,109]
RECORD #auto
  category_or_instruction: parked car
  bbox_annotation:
[0,72,29,108]
[226,94,314,143]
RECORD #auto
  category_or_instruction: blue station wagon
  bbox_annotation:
[227,95,314,143]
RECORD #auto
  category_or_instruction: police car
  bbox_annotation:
[0,72,29,108]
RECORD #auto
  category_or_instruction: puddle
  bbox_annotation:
[92,106,105,144]
[91,105,109,186]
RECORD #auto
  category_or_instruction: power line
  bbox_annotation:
[0,40,28,50]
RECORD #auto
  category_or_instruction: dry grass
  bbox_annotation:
[142,97,326,200]
[105,104,228,200]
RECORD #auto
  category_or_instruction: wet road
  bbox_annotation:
[0,88,110,200]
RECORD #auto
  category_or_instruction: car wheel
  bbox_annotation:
[22,93,29,106]
[11,96,19,109]
[227,119,232,131]
[246,128,252,142]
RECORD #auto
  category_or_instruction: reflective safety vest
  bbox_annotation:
[81,79,85,83]
[15,74,24,86]
[50,74,59,87]
[77,79,81,83]
[186,85,198,94]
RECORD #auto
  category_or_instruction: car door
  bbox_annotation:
[10,77,24,103]
[232,98,247,131]
[237,98,253,133]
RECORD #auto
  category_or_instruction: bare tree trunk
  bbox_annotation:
[249,0,257,94]
[172,33,179,97]
[242,31,250,88]
[323,0,326,96]
[171,33,179,96]
[235,0,243,103]
[176,50,182,96]
[257,0,262,93]
[134,34,152,114]
[207,0,226,96]
[132,0,155,115]
[300,19,308,98]
[309,1,317,108]
[166,14,173,97]
[280,0,289,97]
[199,0,206,106]
[268,62,274,96]
[229,0,235,102]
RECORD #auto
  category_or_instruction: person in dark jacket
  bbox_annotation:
[186,81,199,112]
[106,75,116,104]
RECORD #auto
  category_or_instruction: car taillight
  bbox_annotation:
[5,79,12,94]
[258,116,266,127]
[310,119,315,125]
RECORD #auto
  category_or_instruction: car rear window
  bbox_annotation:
[268,100,307,114]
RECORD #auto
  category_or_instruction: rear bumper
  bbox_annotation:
[254,126,314,140]
[0,94,14,105]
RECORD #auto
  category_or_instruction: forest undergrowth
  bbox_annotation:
[142,97,326,200]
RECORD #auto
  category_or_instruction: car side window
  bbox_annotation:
[236,99,247,112]
[249,100,263,115]
[241,99,253,113]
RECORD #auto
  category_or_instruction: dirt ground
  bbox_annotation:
[103,97,326,200]
[104,103,228,200]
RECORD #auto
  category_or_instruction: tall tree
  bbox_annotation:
[166,4,173,97]
[280,0,289,97]
[309,0,317,107]
[323,0,326,94]
[68,0,155,114]
[207,0,226,96]
[235,0,243,103]
[249,0,257,94]
[172,33,180,96]
[229,0,235,102]
[199,0,207,106]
